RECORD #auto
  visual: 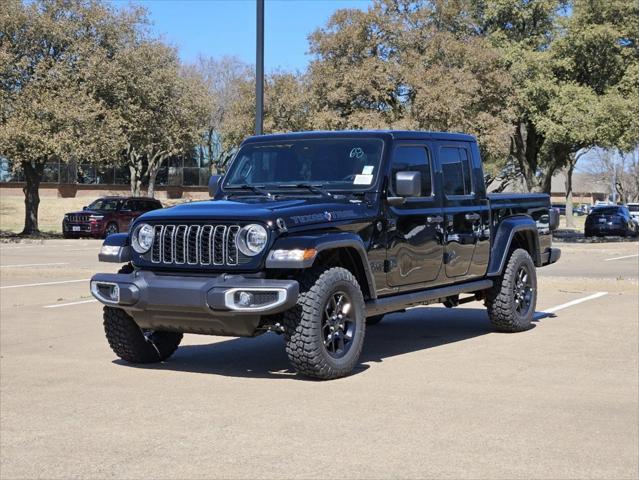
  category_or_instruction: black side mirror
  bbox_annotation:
[209,174,223,198]
[82,206,88,210]
[387,171,422,206]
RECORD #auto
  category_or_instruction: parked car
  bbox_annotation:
[584,205,639,238]
[90,130,561,380]
[63,196,163,239]
[627,203,639,226]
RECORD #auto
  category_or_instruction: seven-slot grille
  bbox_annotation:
[148,224,242,266]
[67,214,90,222]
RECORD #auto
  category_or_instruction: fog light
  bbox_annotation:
[91,281,120,303]
[238,291,254,307]
[100,245,120,256]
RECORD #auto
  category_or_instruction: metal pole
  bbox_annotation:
[255,0,264,135]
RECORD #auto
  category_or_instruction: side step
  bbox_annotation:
[365,279,493,318]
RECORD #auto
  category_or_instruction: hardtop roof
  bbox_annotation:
[242,130,476,144]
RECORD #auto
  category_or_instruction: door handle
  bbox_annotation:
[426,215,444,223]
[465,213,481,221]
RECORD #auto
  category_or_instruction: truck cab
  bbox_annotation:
[91,131,560,380]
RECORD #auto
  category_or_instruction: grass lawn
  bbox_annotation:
[1,196,88,234]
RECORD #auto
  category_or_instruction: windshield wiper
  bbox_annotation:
[276,183,333,198]
[225,184,274,199]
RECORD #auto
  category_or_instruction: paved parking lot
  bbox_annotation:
[1,239,637,479]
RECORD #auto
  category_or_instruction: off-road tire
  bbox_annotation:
[283,266,366,380]
[103,307,183,363]
[485,248,537,332]
[366,315,384,326]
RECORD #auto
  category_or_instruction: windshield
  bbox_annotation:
[592,207,621,215]
[224,138,384,191]
[88,198,121,211]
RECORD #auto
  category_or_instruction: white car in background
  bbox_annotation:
[627,203,639,226]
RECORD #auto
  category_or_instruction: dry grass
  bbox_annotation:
[0,195,192,235]
[0,196,89,234]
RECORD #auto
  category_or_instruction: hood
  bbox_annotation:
[137,196,376,228]
[65,209,104,216]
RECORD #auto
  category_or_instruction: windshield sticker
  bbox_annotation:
[353,174,373,185]
[349,147,364,159]
[362,165,374,175]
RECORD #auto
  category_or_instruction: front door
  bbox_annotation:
[386,143,445,288]
[438,144,488,279]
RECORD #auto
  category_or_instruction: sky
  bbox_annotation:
[112,0,371,71]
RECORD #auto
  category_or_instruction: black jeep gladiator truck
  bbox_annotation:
[91,131,560,379]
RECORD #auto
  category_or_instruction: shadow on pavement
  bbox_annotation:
[115,306,543,380]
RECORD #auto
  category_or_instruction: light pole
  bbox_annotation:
[255,0,264,135]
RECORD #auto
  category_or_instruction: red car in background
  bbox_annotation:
[62,196,163,239]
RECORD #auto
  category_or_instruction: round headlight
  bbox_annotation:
[237,224,268,256]
[132,223,155,254]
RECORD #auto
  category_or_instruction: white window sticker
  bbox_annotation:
[353,174,373,185]
[362,165,374,175]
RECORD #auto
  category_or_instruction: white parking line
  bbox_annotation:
[44,299,97,308]
[535,291,608,319]
[0,278,89,290]
[604,254,639,261]
[0,262,69,268]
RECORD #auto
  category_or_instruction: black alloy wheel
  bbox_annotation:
[321,291,356,359]
[513,265,534,317]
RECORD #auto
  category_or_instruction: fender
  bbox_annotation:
[266,232,377,299]
[98,233,132,263]
[487,215,541,276]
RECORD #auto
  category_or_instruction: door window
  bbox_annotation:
[440,147,472,196]
[390,146,432,197]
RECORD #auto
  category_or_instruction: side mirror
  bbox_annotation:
[209,174,223,198]
[387,171,422,206]
[82,206,88,210]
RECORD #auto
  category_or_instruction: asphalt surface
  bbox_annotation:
[1,239,637,479]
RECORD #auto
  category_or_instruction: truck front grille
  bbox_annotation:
[67,214,90,223]
[149,224,241,267]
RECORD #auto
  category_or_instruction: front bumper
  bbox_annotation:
[90,271,299,337]
[63,221,104,237]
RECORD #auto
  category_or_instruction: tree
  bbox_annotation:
[476,0,639,193]
[0,0,133,234]
[98,41,210,197]
[306,0,514,178]
[192,56,253,174]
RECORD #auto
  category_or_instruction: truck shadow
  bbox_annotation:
[115,306,544,380]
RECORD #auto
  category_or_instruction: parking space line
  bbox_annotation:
[43,299,97,308]
[604,254,639,261]
[535,291,608,319]
[0,278,89,289]
[0,262,70,268]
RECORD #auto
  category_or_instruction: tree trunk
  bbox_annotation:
[146,151,166,199]
[565,163,574,229]
[21,160,45,235]
[128,149,143,196]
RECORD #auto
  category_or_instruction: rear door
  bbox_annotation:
[386,142,445,288]
[119,199,138,230]
[438,143,489,279]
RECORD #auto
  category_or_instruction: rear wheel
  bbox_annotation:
[283,267,366,380]
[485,248,537,332]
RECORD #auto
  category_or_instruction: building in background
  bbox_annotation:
[0,155,211,199]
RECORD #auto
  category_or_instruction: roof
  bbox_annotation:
[242,130,476,144]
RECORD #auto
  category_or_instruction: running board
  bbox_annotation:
[365,279,493,317]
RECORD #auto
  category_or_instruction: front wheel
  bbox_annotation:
[283,267,366,380]
[104,222,118,238]
[103,306,183,363]
[485,249,537,332]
